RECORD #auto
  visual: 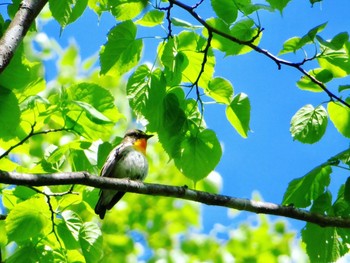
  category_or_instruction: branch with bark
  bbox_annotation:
[1,170,350,228]
[0,0,48,73]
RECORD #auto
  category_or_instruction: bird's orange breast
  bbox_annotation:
[133,138,148,154]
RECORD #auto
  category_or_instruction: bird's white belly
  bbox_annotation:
[115,148,148,180]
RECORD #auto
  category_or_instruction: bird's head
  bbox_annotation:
[124,129,153,154]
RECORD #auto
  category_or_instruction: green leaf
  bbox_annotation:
[73,101,113,124]
[6,196,50,242]
[0,221,7,246]
[206,77,234,105]
[279,37,302,55]
[79,222,103,263]
[0,87,20,139]
[304,22,327,42]
[127,64,151,115]
[12,186,37,201]
[310,0,322,5]
[49,0,88,28]
[68,83,121,122]
[282,165,332,207]
[100,20,143,76]
[0,49,45,92]
[226,19,262,56]
[290,104,328,144]
[171,17,202,29]
[136,10,164,27]
[174,129,222,182]
[317,32,349,51]
[266,0,291,13]
[157,92,187,159]
[47,140,91,164]
[329,149,350,166]
[110,0,148,21]
[317,47,350,78]
[57,210,83,249]
[144,69,167,131]
[97,141,113,169]
[279,22,327,55]
[235,0,273,15]
[0,157,18,172]
[66,83,122,140]
[302,224,349,263]
[69,149,92,172]
[175,31,215,88]
[160,38,187,86]
[211,0,238,24]
[5,244,39,263]
[296,68,332,92]
[226,93,251,138]
[338,85,350,93]
[333,185,350,216]
[344,177,350,204]
[310,191,332,214]
[328,101,350,138]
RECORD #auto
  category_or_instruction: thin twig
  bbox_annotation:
[169,0,350,109]
[27,186,66,248]
[0,123,71,160]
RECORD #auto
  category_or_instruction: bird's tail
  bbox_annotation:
[95,191,126,219]
[94,196,107,219]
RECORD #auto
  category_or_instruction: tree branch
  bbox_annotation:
[0,122,71,160]
[0,0,48,73]
[1,170,350,228]
[169,0,350,109]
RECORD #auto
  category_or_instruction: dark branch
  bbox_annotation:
[1,170,350,228]
[0,0,48,73]
[0,214,7,220]
[0,122,71,160]
[169,0,350,109]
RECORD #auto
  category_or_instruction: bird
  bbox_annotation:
[94,129,153,219]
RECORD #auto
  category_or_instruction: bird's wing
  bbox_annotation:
[100,144,125,178]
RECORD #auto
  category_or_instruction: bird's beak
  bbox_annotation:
[146,134,153,140]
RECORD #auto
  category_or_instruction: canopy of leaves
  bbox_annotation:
[2,0,350,262]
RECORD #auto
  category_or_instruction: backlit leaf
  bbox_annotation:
[110,0,147,21]
[56,210,83,249]
[344,177,350,204]
[100,20,143,76]
[338,85,350,93]
[328,101,350,138]
[49,0,88,28]
[266,0,291,13]
[206,77,234,105]
[79,222,103,263]
[302,224,349,263]
[211,0,238,24]
[0,87,20,139]
[175,129,222,182]
[317,48,350,78]
[136,10,164,27]
[290,104,328,144]
[282,165,331,207]
[226,93,251,138]
[6,196,51,242]
[127,64,151,115]
[296,68,332,92]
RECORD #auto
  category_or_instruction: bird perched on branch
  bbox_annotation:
[95,129,153,219]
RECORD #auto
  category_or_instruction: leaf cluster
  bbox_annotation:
[2,0,350,261]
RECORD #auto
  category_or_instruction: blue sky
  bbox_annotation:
[20,0,350,232]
